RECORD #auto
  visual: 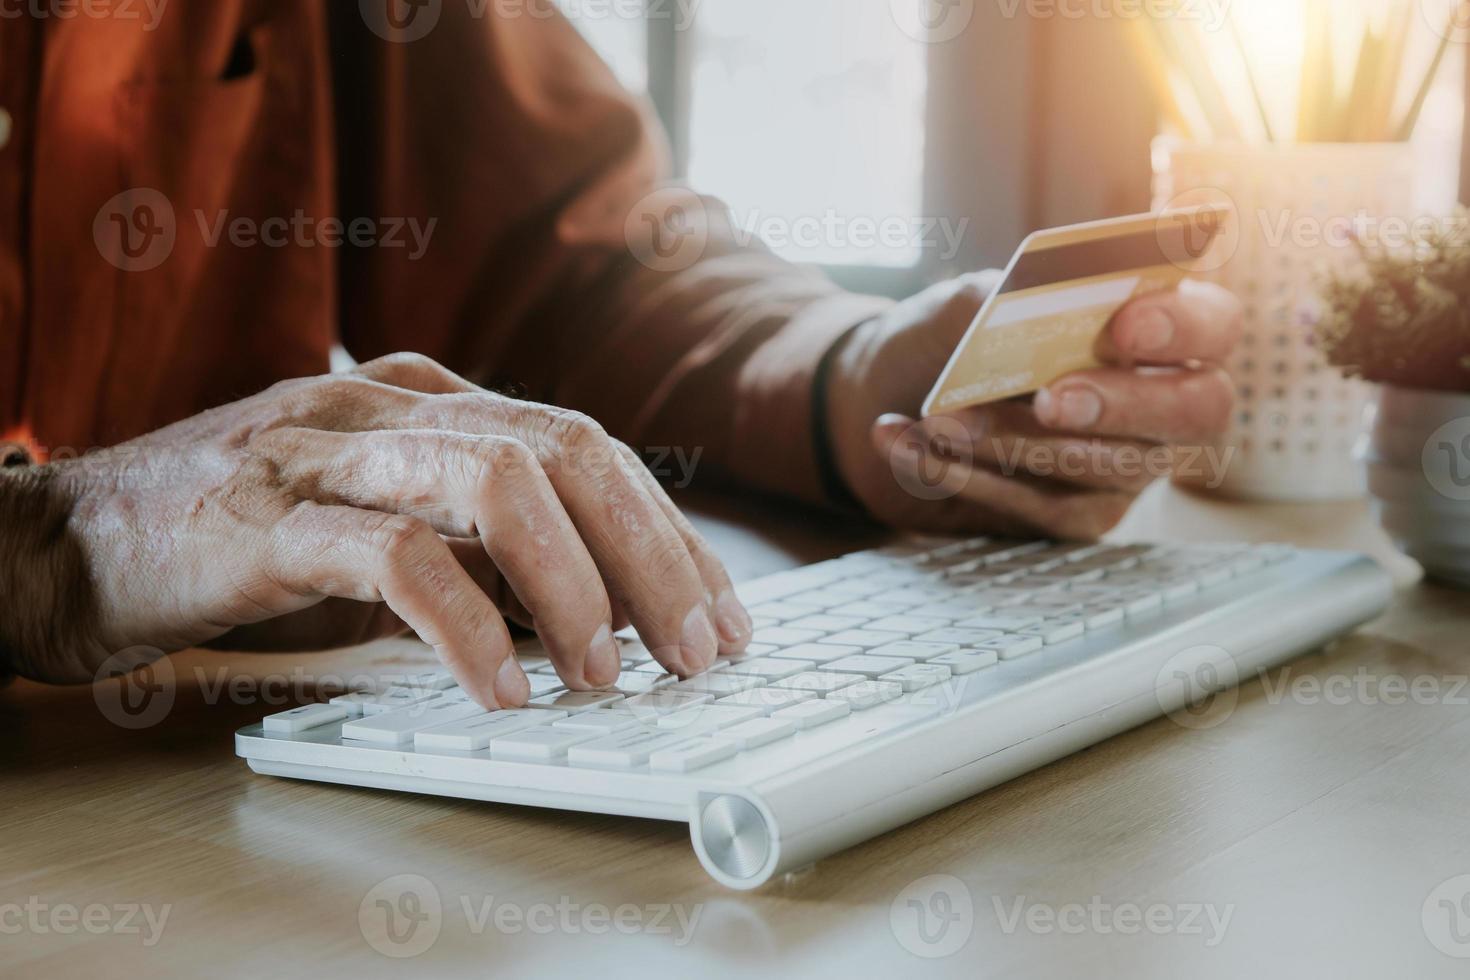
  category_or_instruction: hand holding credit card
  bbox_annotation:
[922,205,1230,417]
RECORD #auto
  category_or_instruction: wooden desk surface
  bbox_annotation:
[4,484,1468,980]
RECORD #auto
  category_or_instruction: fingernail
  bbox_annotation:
[681,605,719,674]
[586,624,621,687]
[876,413,910,432]
[1034,388,1057,424]
[714,591,753,646]
[1057,387,1103,429]
[1129,309,1176,354]
[495,655,530,706]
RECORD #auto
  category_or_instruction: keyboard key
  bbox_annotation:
[331,687,438,717]
[870,640,960,661]
[864,615,951,636]
[908,601,985,621]
[752,627,826,647]
[870,588,944,607]
[622,689,714,717]
[656,704,765,733]
[779,590,848,610]
[914,628,1009,647]
[342,699,486,746]
[648,737,739,773]
[615,641,655,664]
[818,629,909,650]
[772,698,852,729]
[607,671,675,694]
[827,601,902,619]
[719,717,797,750]
[1119,590,1164,616]
[774,643,862,664]
[718,643,777,663]
[526,674,568,697]
[416,708,559,751]
[773,671,863,694]
[387,670,457,691]
[263,703,348,735]
[950,616,1041,633]
[826,680,903,710]
[551,710,646,736]
[825,579,889,598]
[1079,603,1126,629]
[749,601,816,622]
[976,635,1045,660]
[1018,618,1086,645]
[567,728,691,769]
[724,658,810,682]
[929,650,999,675]
[490,728,599,762]
[824,654,917,678]
[1162,579,1200,601]
[786,614,868,633]
[881,664,953,692]
[1005,603,1084,619]
[675,672,764,697]
[527,690,624,712]
[717,687,817,714]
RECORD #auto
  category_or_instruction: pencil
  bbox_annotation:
[1343,28,1383,141]
[1155,15,1244,141]
[1228,14,1276,143]
[1126,18,1200,139]
[1365,1,1415,141]
[1395,8,1456,141]
[1298,0,1335,141]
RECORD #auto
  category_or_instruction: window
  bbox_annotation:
[556,1,647,92]
[686,1,928,268]
[564,0,935,294]
[564,3,1469,296]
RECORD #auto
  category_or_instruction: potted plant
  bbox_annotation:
[1314,207,1470,587]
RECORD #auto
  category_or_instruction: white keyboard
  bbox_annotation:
[236,537,1391,888]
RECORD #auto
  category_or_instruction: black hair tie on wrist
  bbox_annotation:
[811,323,865,511]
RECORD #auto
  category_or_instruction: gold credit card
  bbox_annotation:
[922,205,1229,417]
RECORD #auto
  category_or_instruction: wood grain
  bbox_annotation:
[3,484,1467,980]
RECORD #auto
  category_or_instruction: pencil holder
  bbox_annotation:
[1151,138,1416,501]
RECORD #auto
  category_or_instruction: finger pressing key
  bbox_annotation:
[512,410,720,677]
[614,443,752,657]
[255,427,622,690]
[269,503,528,709]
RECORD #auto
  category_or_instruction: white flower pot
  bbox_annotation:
[1153,139,1416,501]
[1360,386,1470,588]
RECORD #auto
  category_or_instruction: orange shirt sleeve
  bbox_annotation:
[330,4,892,505]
